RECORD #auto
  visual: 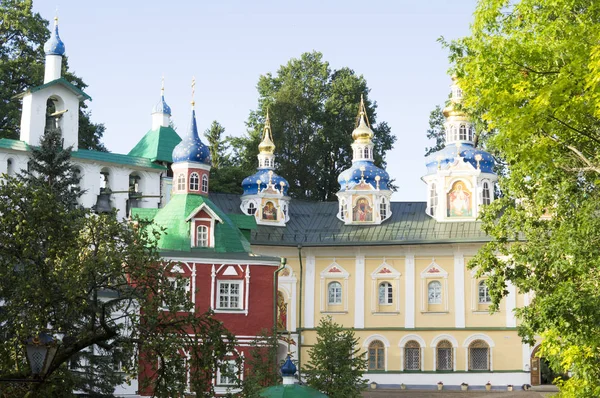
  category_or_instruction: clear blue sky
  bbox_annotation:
[34,0,478,201]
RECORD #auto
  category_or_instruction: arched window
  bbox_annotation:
[368,340,385,370]
[363,147,369,159]
[177,173,186,191]
[478,280,492,304]
[404,341,421,371]
[327,282,342,305]
[201,174,208,193]
[429,183,438,216]
[468,126,475,141]
[468,340,490,370]
[436,340,453,370]
[459,124,467,140]
[378,282,392,305]
[379,198,388,220]
[482,181,491,205]
[428,281,442,304]
[247,202,256,215]
[6,159,14,176]
[189,172,199,191]
[196,225,208,247]
[340,200,347,220]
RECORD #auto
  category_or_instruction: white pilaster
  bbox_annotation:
[210,265,216,309]
[454,252,466,328]
[152,112,170,130]
[404,254,415,328]
[506,281,517,327]
[522,343,531,371]
[304,255,316,328]
[354,255,365,329]
[290,279,297,331]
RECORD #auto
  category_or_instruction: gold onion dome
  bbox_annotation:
[258,110,276,154]
[352,95,374,143]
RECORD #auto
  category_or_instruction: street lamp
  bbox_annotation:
[25,332,58,378]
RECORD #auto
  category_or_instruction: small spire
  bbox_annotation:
[356,94,371,128]
[258,108,276,155]
[161,74,165,96]
[191,76,196,108]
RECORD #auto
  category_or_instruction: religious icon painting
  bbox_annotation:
[352,197,373,222]
[262,201,278,221]
[447,181,472,217]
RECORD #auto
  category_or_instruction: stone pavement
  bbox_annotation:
[362,389,555,398]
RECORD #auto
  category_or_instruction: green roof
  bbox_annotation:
[72,149,166,170]
[0,138,29,151]
[227,213,257,231]
[128,126,182,163]
[147,193,253,253]
[209,193,491,247]
[260,385,328,397]
[13,77,91,102]
[131,208,159,221]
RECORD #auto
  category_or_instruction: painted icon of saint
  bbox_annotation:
[447,181,472,217]
[353,198,373,222]
[262,201,277,221]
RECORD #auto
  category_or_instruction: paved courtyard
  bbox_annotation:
[362,389,555,398]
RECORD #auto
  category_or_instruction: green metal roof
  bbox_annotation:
[72,149,166,170]
[259,385,328,397]
[209,193,491,247]
[227,213,257,231]
[159,250,281,263]
[0,138,29,151]
[131,208,159,221]
[146,193,253,253]
[128,126,182,163]
[13,77,91,102]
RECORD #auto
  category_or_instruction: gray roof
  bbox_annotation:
[209,193,490,247]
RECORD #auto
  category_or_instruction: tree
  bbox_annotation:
[239,329,280,397]
[234,51,396,201]
[0,0,106,151]
[304,316,366,398]
[448,0,600,395]
[203,121,245,194]
[204,121,227,169]
[0,126,237,397]
[424,105,446,156]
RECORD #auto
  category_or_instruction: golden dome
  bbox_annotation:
[258,110,276,154]
[352,95,374,143]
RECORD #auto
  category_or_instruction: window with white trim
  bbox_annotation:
[380,198,388,220]
[468,340,490,370]
[196,225,208,247]
[428,281,442,304]
[340,200,347,220]
[482,181,491,205]
[459,124,467,140]
[217,360,239,385]
[363,147,369,159]
[429,183,438,216]
[404,341,421,371]
[218,281,241,309]
[164,276,191,311]
[468,126,475,141]
[378,282,393,305]
[368,340,384,370]
[436,340,453,370]
[247,202,256,215]
[202,174,208,193]
[328,281,342,305]
[478,280,492,304]
[6,159,14,176]
[189,172,199,191]
[177,173,186,191]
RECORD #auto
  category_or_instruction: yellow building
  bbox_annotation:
[210,81,537,389]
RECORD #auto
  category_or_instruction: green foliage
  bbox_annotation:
[203,121,244,194]
[448,0,600,395]
[239,329,280,397]
[0,0,106,151]
[424,105,446,156]
[304,317,367,398]
[0,128,237,397]
[234,51,396,201]
[204,120,227,169]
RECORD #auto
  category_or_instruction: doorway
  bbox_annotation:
[530,345,564,385]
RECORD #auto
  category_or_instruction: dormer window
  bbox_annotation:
[363,147,369,159]
[429,183,438,216]
[196,225,208,247]
[247,202,256,215]
[482,181,491,205]
[459,125,467,140]
[201,175,208,193]
[177,173,185,191]
[189,172,199,191]
[380,198,388,220]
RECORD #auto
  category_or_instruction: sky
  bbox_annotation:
[34,0,478,201]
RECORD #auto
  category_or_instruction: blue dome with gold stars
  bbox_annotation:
[152,95,171,115]
[425,143,494,175]
[44,18,65,56]
[338,160,390,192]
[242,170,289,196]
[172,109,210,164]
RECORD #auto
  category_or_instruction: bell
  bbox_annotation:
[94,192,112,214]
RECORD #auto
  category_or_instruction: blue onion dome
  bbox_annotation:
[172,109,211,164]
[280,355,297,377]
[425,143,495,175]
[44,17,65,56]
[152,95,171,115]
[242,169,289,196]
[338,160,390,192]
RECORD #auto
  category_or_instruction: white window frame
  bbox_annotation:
[247,202,256,215]
[177,173,186,191]
[320,261,350,313]
[371,261,401,314]
[162,276,191,312]
[189,172,199,191]
[482,181,491,205]
[429,183,438,216]
[201,174,208,193]
[378,282,393,305]
[217,281,243,310]
[428,281,442,304]
[379,198,387,220]
[196,225,208,247]
[420,261,449,312]
[217,359,239,386]
[478,280,492,304]
[327,281,342,305]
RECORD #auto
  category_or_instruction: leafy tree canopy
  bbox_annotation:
[424,105,446,156]
[204,120,244,194]
[0,126,236,397]
[449,0,600,394]
[233,51,396,201]
[304,316,366,398]
[0,0,106,151]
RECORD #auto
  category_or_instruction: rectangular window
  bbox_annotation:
[437,348,453,370]
[404,348,420,370]
[469,347,489,370]
[218,281,241,309]
[218,360,238,385]
[163,277,191,311]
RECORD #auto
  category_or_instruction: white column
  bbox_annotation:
[404,255,415,328]
[506,281,517,327]
[354,255,365,329]
[290,280,297,331]
[44,55,62,83]
[454,252,466,328]
[522,343,531,371]
[304,255,316,328]
[210,265,216,310]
